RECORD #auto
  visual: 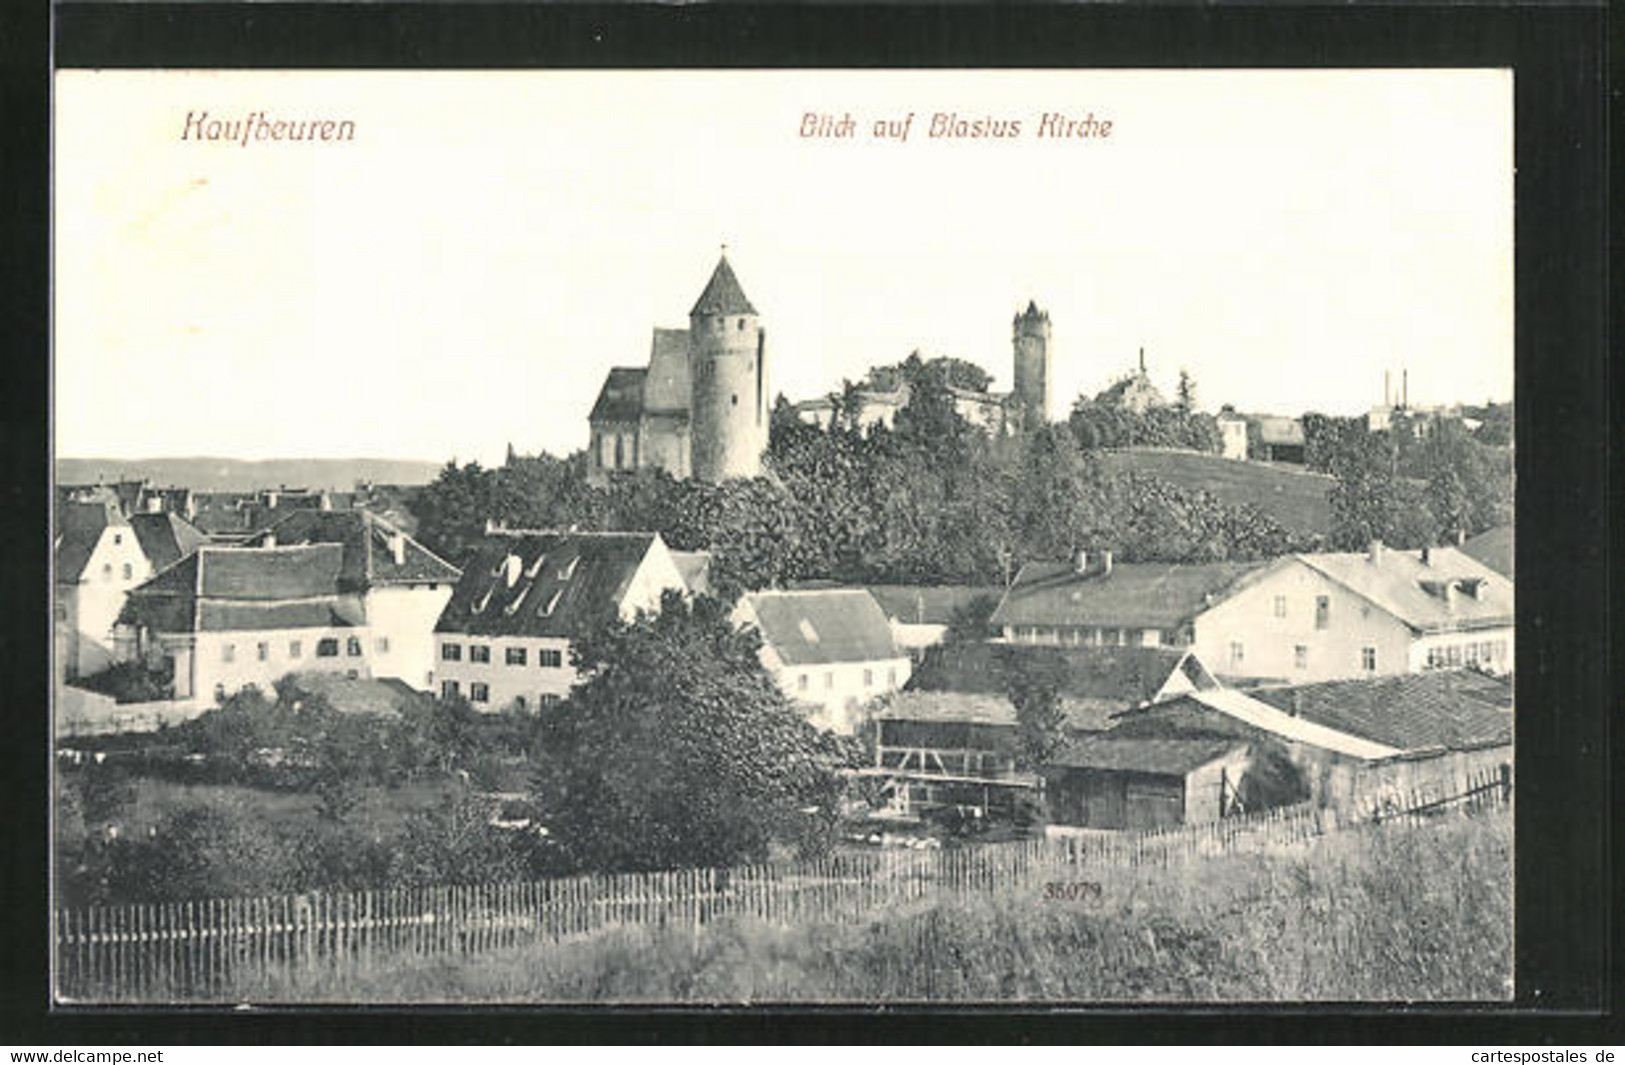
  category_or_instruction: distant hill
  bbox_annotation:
[55,457,445,493]
[1098,448,1335,538]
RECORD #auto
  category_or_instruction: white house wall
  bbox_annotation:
[434,634,576,712]
[59,528,154,679]
[776,656,913,736]
[190,626,369,708]
[364,583,454,690]
[1192,560,1415,682]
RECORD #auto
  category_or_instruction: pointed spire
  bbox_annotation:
[691,252,757,317]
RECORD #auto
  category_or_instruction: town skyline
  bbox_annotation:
[56,69,1512,466]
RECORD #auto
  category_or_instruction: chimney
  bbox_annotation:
[1384,370,1391,407]
[485,518,500,535]
[1456,527,1467,547]
[262,531,276,549]
[390,533,406,567]
[319,491,332,512]
[1367,539,1385,566]
[1101,549,1114,575]
[1402,369,1409,409]
[1420,545,1431,566]
[145,494,162,514]
[1075,549,1089,574]
[1289,690,1302,718]
[265,489,279,509]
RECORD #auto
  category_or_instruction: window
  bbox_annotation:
[470,682,490,703]
[470,645,491,664]
[797,673,809,692]
[888,667,897,686]
[1361,646,1377,672]
[442,643,462,661]
[256,642,269,662]
[1315,596,1330,630]
[441,680,460,699]
[514,695,527,711]
[1273,595,1287,618]
[1293,645,1308,670]
[289,640,303,659]
[731,394,738,407]
[506,647,527,666]
[221,643,236,663]
[102,563,113,581]
[122,563,133,580]
[375,637,390,654]
[738,318,747,331]
[538,648,563,669]
[113,533,122,545]
[317,638,339,657]
[1229,641,1244,666]
[539,694,562,708]
[346,636,363,657]
[863,668,873,687]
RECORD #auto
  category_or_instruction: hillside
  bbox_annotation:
[1098,448,1334,538]
[56,457,444,493]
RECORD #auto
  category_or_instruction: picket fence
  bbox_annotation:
[54,763,1510,1002]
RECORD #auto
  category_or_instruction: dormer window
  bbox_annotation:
[526,554,546,578]
[538,589,563,617]
[472,585,494,614]
[504,586,530,615]
[560,557,579,581]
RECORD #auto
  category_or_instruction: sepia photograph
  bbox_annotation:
[51,67,1517,1006]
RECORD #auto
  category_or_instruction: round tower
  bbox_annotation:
[689,252,768,483]
[1012,300,1052,427]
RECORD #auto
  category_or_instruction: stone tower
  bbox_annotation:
[688,253,768,483]
[1012,300,1052,427]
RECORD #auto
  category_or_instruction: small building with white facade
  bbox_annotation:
[55,500,155,682]
[432,530,690,712]
[733,588,913,736]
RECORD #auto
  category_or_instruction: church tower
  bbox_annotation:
[688,252,768,483]
[1012,300,1052,427]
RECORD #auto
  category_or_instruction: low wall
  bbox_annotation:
[55,685,209,739]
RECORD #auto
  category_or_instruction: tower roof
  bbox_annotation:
[690,254,758,317]
[1015,299,1049,322]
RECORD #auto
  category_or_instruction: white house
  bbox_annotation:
[55,500,154,682]
[732,588,913,736]
[118,511,459,704]
[431,530,690,712]
[1191,542,1513,683]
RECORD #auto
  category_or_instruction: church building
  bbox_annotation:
[587,253,769,486]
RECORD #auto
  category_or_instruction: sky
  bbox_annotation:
[54,69,1513,466]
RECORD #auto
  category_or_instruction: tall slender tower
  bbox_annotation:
[688,252,768,483]
[1012,300,1052,427]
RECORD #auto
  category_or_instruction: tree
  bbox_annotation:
[1175,369,1196,416]
[999,647,1072,770]
[531,591,842,872]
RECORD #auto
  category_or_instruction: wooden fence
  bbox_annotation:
[54,762,1510,1002]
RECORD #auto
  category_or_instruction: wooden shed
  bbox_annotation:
[1042,735,1251,830]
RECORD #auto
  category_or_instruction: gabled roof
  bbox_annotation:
[909,642,1213,710]
[242,509,460,588]
[1460,525,1514,579]
[119,544,368,634]
[284,673,423,718]
[741,589,900,667]
[990,559,1265,631]
[1293,545,1511,633]
[129,511,209,572]
[670,550,712,596]
[588,367,648,425]
[690,255,757,317]
[854,585,1004,627]
[1247,671,1512,753]
[435,531,659,639]
[55,500,127,581]
[642,328,692,414]
[1048,735,1246,776]
[188,492,255,535]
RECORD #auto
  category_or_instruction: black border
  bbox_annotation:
[5,1,1612,1045]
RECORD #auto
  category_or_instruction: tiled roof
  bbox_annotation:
[1114,689,1401,760]
[189,492,255,535]
[990,559,1265,631]
[55,500,127,581]
[1294,546,1511,633]
[1460,525,1514,579]
[1048,735,1246,776]
[283,673,422,717]
[589,367,648,424]
[877,690,1111,732]
[128,511,209,572]
[741,589,900,667]
[671,550,712,596]
[863,585,1004,626]
[242,510,460,588]
[435,531,658,639]
[642,328,692,414]
[689,255,757,317]
[909,642,1210,709]
[1247,670,1512,753]
[120,545,369,634]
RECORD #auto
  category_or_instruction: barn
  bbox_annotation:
[1043,735,1252,830]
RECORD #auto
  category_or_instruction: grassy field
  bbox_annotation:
[1099,448,1335,538]
[221,807,1511,1003]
